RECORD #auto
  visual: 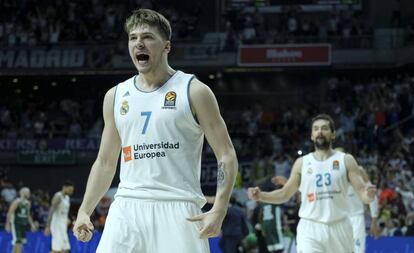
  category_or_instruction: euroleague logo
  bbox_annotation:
[162,91,176,109]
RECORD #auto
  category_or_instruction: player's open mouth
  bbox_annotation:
[136,54,149,64]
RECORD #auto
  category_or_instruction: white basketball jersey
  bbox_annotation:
[52,192,70,222]
[113,71,206,207]
[347,185,364,216]
[298,151,350,223]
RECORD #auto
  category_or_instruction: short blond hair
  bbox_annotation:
[124,9,171,40]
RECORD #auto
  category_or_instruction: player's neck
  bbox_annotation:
[313,148,335,161]
[138,66,176,91]
[19,197,28,203]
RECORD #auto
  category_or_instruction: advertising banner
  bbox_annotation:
[238,44,331,66]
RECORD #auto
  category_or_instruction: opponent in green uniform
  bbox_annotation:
[259,180,285,253]
[5,187,37,253]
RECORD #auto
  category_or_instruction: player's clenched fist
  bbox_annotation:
[73,211,94,242]
[365,183,377,200]
[247,187,261,201]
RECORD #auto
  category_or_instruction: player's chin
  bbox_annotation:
[136,63,151,73]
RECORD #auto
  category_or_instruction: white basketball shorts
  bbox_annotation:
[296,218,353,253]
[96,197,210,253]
[349,214,366,253]
[51,219,70,251]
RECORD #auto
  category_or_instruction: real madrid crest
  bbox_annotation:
[120,100,129,115]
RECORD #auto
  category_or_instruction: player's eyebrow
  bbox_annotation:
[129,32,155,37]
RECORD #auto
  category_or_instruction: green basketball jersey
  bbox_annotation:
[14,199,30,226]
[261,203,284,251]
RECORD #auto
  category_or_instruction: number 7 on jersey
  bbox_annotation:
[140,111,152,134]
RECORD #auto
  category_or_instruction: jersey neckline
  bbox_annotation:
[311,150,338,162]
[133,70,179,93]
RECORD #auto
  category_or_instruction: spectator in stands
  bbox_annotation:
[1,182,17,204]
[219,196,249,253]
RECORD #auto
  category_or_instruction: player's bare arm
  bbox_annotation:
[248,157,302,204]
[73,87,121,242]
[186,79,238,239]
[271,175,288,186]
[346,154,376,204]
[5,199,18,232]
[358,166,380,238]
[358,166,379,211]
[44,194,61,235]
[205,196,216,204]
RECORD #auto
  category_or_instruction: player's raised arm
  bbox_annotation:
[346,154,376,204]
[73,87,121,242]
[248,157,302,204]
[186,79,238,239]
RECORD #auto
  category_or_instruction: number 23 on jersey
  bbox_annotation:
[315,173,331,187]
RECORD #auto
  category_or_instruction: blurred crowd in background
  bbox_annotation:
[1,0,414,252]
[0,72,413,252]
[0,0,202,45]
[0,0,413,50]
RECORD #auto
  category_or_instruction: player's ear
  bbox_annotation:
[165,41,171,53]
[310,130,316,142]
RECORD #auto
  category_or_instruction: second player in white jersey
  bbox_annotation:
[52,192,70,221]
[299,151,349,223]
[347,166,380,253]
[248,114,376,253]
[45,181,74,253]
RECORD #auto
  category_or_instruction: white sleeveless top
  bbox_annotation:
[52,192,70,223]
[298,151,350,223]
[113,70,206,207]
[347,185,364,216]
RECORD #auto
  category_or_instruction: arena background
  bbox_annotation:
[1,0,414,252]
